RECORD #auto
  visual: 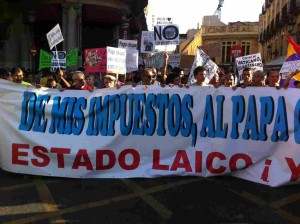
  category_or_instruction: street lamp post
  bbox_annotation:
[28,11,35,72]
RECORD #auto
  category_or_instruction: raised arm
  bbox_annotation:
[161,52,169,85]
[282,70,298,89]
[58,71,71,88]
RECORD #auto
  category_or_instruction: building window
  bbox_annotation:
[222,41,236,63]
[242,42,250,56]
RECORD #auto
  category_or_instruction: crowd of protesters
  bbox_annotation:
[1,54,300,91]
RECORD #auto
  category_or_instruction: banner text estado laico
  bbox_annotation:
[236,56,263,70]
[2,83,300,186]
[18,89,300,146]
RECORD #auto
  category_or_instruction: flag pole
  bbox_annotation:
[54,45,61,70]
[234,58,239,85]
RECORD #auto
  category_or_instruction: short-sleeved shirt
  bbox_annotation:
[68,85,92,90]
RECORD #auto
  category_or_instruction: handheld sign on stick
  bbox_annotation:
[46,24,64,70]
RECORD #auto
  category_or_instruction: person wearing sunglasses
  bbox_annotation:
[137,68,160,85]
[66,71,93,91]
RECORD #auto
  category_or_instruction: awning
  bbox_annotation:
[265,56,286,65]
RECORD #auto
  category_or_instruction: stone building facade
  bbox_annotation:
[179,15,260,71]
[260,0,300,69]
[0,0,147,70]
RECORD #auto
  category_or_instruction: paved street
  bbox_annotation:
[0,169,300,224]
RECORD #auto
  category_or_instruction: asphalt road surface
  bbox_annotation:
[0,169,300,224]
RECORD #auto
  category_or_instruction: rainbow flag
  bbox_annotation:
[286,34,300,61]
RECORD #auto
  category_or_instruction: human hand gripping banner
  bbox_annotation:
[1,79,300,187]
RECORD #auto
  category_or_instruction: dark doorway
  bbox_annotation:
[82,21,115,50]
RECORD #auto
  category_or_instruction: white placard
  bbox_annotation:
[168,53,181,68]
[279,60,300,73]
[235,53,263,77]
[51,51,66,72]
[118,39,138,50]
[106,47,126,74]
[154,24,179,45]
[125,49,139,72]
[141,31,155,53]
[46,24,64,50]
[156,17,173,25]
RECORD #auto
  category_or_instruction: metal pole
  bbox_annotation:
[28,10,35,72]
[30,23,34,72]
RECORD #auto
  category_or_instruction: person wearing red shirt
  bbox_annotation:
[67,71,93,91]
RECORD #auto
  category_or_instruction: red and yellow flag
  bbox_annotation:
[285,35,300,80]
[286,34,300,61]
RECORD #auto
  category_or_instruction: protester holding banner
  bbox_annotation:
[172,67,184,78]
[11,67,32,86]
[223,72,237,88]
[190,66,212,86]
[166,67,181,85]
[166,72,182,86]
[94,73,106,89]
[123,72,135,85]
[214,71,236,88]
[46,78,61,89]
[251,70,267,87]
[132,64,144,83]
[40,68,54,87]
[180,73,189,85]
[85,74,97,90]
[236,67,254,88]
[150,67,161,85]
[137,68,160,85]
[266,70,281,88]
[103,74,117,88]
[66,71,93,91]
[208,72,220,86]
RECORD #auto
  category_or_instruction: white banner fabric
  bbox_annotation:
[0,79,300,187]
